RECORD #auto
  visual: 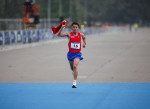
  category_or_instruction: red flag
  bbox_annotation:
[52,20,66,34]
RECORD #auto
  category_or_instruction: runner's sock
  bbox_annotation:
[73,80,77,86]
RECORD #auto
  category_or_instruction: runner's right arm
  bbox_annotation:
[57,24,70,37]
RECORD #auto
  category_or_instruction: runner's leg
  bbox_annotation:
[69,61,74,76]
[72,58,80,87]
[73,58,80,80]
[69,61,74,71]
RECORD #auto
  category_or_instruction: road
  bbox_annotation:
[0,28,150,83]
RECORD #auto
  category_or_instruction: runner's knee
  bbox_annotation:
[73,64,77,70]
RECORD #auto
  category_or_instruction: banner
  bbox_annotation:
[34,30,38,41]
[45,29,53,39]
[14,31,17,43]
[17,31,23,42]
[8,31,12,44]
[42,29,46,39]
[27,30,32,43]
[23,31,28,43]
[10,31,16,44]
[0,29,56,45]
[36,30,40,40]
[4,32,10,44]
[38,30,42,40]
[30,30,33,41]
[32,30,37,41]
[0,32,4,45]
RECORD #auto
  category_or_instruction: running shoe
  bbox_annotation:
[72,85,77,88]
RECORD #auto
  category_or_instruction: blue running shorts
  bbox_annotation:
[67,52,83,62]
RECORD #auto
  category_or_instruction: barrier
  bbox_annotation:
[0,29,54,45]
[0,26,129,46]
[0,32,4,45]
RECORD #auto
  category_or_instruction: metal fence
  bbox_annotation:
[0,25,130,46]
[0,19,61,31]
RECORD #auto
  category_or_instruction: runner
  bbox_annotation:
[57,22,86,88]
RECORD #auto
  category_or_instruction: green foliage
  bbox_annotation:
[0,0,149,23]
[35,0,48,18]
[35,0,77,20]
[83,0,150,23]
[0,0,25,18]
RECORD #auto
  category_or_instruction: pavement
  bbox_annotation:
[0,28,150,83]
[0,28,150,109]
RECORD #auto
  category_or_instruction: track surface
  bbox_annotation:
[1,83,150,109]
[0,29,150,109]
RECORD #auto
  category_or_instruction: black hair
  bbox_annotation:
[71,22,80,28]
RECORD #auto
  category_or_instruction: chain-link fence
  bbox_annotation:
[0,19,23,31]
[0,19,62,31]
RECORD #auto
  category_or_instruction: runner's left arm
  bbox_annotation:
[81,33,86,48]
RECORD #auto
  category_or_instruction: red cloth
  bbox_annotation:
[68,32,81,53]
[52,20,66,34]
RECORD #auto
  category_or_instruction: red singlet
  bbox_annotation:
[68,32,81,53]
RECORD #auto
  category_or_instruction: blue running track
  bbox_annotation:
[0,83,150,109]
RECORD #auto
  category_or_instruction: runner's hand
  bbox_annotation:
[62,24,65,28]
[83,43,86,48]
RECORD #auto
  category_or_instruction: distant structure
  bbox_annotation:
[22,0,40,30]
[134,23,138,31]
[129,24,132,32]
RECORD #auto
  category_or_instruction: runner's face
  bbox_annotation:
[72,25,79,33]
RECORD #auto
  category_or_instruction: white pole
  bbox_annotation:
[69,0,72,23]
[77,0,80,22]
[48,0,51,28]
[84,0,87,22]
[59,0,62,17]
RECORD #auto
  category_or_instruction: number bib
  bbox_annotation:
[71,42,80,49]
